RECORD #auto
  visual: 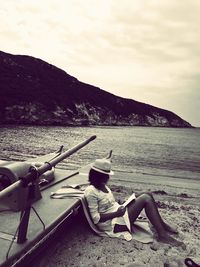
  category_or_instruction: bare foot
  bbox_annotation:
[158,234,185,248]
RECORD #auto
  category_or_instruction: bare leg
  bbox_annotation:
[144,193,178,234]
[127,193,182,246]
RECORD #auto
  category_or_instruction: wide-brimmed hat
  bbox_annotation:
[91,158,114,175]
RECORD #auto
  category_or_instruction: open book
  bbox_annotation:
[123,193,136,207]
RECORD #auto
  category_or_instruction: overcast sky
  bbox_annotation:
[1,0,200,126]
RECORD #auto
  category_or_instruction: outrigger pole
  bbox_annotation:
[0,135,96,201]
[0,135,96,244]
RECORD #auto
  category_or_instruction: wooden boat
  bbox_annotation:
[0,136,96,267]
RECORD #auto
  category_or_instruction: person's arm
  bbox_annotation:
[85,188,126,224]
[99,206,126,222]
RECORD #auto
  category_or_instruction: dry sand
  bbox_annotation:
[31,171,200,267]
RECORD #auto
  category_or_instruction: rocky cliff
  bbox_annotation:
[0,51,192,127]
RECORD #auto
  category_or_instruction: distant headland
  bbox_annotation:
[0,51,192,127]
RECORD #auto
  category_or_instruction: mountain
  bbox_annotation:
[0,51,192,127]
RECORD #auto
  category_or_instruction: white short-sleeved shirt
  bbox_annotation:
[84,185,131,237]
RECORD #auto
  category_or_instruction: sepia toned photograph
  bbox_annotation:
[0,1,199,266]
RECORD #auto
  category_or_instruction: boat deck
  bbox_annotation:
[0,163,90,267]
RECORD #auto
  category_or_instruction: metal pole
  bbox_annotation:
[37,135,96,176]
[0,135,96,200]
[0,180,21,199]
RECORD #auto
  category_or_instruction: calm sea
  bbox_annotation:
[0,125,199,180]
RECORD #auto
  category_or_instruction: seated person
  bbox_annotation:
[84,158,183,246]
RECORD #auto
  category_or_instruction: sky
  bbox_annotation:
[1,0,200,126]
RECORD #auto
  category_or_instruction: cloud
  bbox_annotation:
[0,0,200,125]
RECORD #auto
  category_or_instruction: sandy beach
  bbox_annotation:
[31,171,200,267]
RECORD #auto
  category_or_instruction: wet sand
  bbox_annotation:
[31,171,200,267]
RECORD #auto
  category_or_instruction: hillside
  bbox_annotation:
[0,51,192,127]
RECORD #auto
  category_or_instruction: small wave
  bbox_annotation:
[140,172,199,180]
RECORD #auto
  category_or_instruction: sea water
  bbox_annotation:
[0,125,199,180]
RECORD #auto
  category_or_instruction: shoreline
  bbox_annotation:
[0,123,195,129]
[111,171,200,205]
[113,170,200,189]
[31,171,200,267]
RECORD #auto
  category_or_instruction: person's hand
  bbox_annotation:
[115,206,126,217]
